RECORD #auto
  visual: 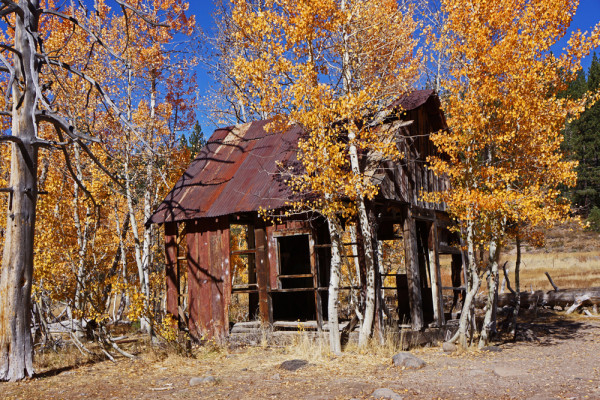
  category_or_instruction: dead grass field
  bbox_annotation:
[3,223,598,399]
[4,311,600,400]
[437,221,600,292]
[502,222,600,291]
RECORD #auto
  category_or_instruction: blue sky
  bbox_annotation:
[187,1,600,133]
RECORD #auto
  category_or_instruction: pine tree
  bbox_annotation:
[180,121,206,160]
[564,52,600,214]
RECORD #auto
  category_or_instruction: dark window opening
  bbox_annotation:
[272,234,316,321]
[278,235,312,289]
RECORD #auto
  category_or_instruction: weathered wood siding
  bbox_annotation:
[186,218,230,340]
[164,222,179,319]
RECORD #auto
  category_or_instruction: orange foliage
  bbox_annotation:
[428,0,600,243]
[230,0,421,217]
[27,1,196,326]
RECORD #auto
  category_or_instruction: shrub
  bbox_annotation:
[587,206,600,232]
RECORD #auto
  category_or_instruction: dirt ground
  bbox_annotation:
[3,310,600,400]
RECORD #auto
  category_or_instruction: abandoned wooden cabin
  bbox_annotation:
[148,89,464,340]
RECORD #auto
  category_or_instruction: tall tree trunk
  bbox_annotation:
[327,215,343,353]
[478,234,500,348]
[355,194,376,346]
[511,235,521,340]
[73,144,91,316]
[450,219,481,349]
[340,0,376,345]
[0,1,40,381]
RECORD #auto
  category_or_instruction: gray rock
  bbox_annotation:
[482,345,502,352]
[392,352,426,369]
[189,376,217,386]
[280,359,309,371]
[271,373,281,380]
[467,369,486,376]
[371,388,404,400]
[442,342,457,353]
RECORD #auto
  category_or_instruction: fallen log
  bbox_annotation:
[566,295,591,315]
[475,287,600,309]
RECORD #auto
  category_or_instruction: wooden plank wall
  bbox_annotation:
[164,222,179,319]
[186,217,230,340]
[255,219,273,323]
[380,101,449,212]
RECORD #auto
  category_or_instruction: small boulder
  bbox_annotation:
[482,345,502,353]
[392,352,426,369]
[280,359,309,371]
[189,376,216,386]
[371,388,404,400]
[442,342,457,353]
[271,373,281,381]
[467,369,486,376]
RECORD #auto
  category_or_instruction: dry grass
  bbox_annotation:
[501,250,600,291]
[501,221,600,291]
[438,222,600,292]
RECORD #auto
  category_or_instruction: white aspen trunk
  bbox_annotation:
[73,144,91,316]
[450,219,481,349]
[478,234,500,348]
[141,159,153,330]
[339,0,377,347]
[428,248,441,327]
[0,0,40,381]
[122,66,151,334]
[113,204,129,322]
[511,235,522,339]
[125,153,151,336]
[327,215,343,353]
[355,187,376,347]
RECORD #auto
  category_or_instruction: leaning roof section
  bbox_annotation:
[149,90,437,225]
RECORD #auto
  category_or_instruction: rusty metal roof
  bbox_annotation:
[149,90,439,225]
[148,119,304,224]
[390,89,434,111]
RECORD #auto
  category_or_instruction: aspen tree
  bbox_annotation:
[429,0,600,348]
[227,0,420,349]
[0,0,193,381]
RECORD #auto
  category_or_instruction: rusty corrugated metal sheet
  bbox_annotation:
[148,119,304,224]
[149,90,439,225]
[390,89,434,111]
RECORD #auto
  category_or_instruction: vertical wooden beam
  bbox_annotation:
[403,207,424,330]
[428,220,445,327]
[266,224,279,289]
[197,221,212,337]
[186,220,202,339]
[254,219,273,325]
[309,233,323,330]
[208,217,229,339]
[221,219,232,337]
[164,222,179,323]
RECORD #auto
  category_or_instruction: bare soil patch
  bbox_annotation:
[3,310,600,400]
